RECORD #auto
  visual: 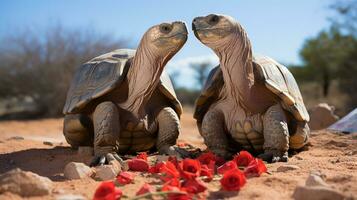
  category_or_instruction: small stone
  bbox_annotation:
[77,146,93,156]
[309,103,339,130]
[306,174,329,187]
[64,162,93,180]
[56,194,86,200]
[0,168,53,197]
[94,163,121,181]
[7,136,24,141]
[277,164,301,172]
[292,186,345,200]
[43,141,53,146]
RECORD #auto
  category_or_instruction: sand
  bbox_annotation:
[0,110,356,199]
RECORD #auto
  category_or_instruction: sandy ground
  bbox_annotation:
[0,109,356,200]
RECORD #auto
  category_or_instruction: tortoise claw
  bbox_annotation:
[90,153,124,167]
[258,151,288,163]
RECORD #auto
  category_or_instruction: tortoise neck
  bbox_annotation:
[119,41,167,119]
[215,26,254,111]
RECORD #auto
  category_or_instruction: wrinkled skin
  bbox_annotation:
[192,14,309,163]
[64,22,189,166]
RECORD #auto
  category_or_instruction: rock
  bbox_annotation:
[64,162,93,180]
[309,103,339,130]
[292,186,345,200]
[77,146,93,156]
[306,174,329,187]
[94,161,121,181]
[277,164,301,172]
[0,168,53,196]
[56,194,86,200]
[43,141,53,146]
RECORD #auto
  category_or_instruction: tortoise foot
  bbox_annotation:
[258,150,288,163]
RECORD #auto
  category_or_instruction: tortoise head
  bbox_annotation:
[143,21,188,56]
[192,14,242,49]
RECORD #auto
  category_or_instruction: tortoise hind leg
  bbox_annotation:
[91,101,123,166]
[290,122,309,150]
[63,114,93,148]
[259,104,289,163]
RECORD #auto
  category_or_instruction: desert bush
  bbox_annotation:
[0,25,128,117]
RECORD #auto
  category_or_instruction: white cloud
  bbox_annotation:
[166,54,219,89]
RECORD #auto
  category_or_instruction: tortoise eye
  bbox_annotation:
[208,14,220,25]
[160,23,172,34]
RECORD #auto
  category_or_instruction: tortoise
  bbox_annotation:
[63,21,188,166]
[192,14,310,162]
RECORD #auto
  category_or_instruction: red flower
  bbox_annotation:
[200,163,214,182]
[217,161,237,174]
[93,181,122,200]
[181,178,207,194]
[233,151,254,167]
[160,161,180,181]
[136,183,156,196]
[168,156,179,168]
[116,171,135,185]
[244,158,267,177]
[163,177,181,188]
[136,152,148,161]
[178,159,201,180]
[128,158,149,172]
[220,169,246,191]
[162,185,191,200]
[197,151,216,165]
[148,162,165,174]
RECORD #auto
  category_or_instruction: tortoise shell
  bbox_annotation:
[194,55,309,123]
[63,49,182,116]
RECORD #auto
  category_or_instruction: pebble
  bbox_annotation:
[7,136,24,141]
[277,164,301,172]
[0,168,53,196]
[94,160,121,181]
[78,146,93,157]
[64,162,93,180]
[43,141,53,146]
[292,186,345,200]
[305,174,329,187]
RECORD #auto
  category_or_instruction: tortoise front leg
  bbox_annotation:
[259,104,289,163]
[155,107,189,158]
[201,108,232,159]
[91,101,124,166]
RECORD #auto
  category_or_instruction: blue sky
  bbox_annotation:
[0,0,334,88]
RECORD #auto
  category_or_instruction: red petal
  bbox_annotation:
[136,152,148,161]
[233,151,254,167]
[197,151,216,165]
[220,169,246,191]
[148,162,165,174]
[181,178,207,194]
[178,159,201,180]
[116,171,135,185]
[244,158,267,177]
[93,181,122,200]
[136,183,156,196]
[200,164,213,182]
[128,158,149,172]
[160,161,180,181]
[217,161,237,174]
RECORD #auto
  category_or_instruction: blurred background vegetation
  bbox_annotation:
[0,0,356,119]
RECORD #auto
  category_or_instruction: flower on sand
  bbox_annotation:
[181,178,207,194]
[178,159,201,180]
[233,151,254,167]
[128,158,149,172]
[220,169,246,191]
[93,181,122,200]
[244,158,267,177]
[116,171,135,185]
[160,161,180,181]
[197,151,216,165]
[217,160,237,174]
[136,152,148,161]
